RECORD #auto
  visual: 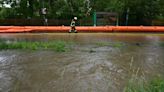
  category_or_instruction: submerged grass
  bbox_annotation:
[0,40,73,52]
[159,42,164,47]
[124,77,164,92]
[95,42,124,48]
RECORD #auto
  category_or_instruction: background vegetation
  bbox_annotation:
[0,0,164,25]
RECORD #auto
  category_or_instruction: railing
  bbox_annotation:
[0,19,93,26]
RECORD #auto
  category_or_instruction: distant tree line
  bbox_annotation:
[0,0,164,25]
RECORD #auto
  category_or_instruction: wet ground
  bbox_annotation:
[0,33,164,92]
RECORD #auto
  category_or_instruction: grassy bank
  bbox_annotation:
[124,77,164,92]
[0,40,73,52]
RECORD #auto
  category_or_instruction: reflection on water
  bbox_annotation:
[0,33,164,92]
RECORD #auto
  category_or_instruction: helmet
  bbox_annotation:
[74,17,77,20]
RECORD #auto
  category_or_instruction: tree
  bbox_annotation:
[0,0,164,25]
[123,0,164,25]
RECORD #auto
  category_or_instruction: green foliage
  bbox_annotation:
[0,0,164,25]
[95,42,124,48]
[124,78,164,92]
[0,40,72,52]
[0,8,16,19]
[159,42,164,47]
[126,0,163,24]
[53,41,66,52]
[148,78,164,92]
[0,0,91,19]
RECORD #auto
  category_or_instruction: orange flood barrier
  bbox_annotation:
[0,26,164,33]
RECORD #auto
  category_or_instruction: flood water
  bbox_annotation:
[0,33,164,92]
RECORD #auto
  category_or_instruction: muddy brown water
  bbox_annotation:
[0,33,164,92]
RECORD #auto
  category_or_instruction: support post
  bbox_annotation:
[93,11,96,26]
[125,8,130,26]
[116,14,119,26]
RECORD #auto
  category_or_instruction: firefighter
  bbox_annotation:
[69,17,77,33]
[41,8,48,25]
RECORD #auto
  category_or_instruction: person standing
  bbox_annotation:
[69,17,77,33]
[41,8,48,26]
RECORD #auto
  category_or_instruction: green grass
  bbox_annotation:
[95,42,124,48]
[124,77,164,92]
[159,42,164,47]
[0,40,73,52]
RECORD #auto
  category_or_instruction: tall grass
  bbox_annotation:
[124,55,164,92]
[124,77,164,92]
[0,40,72,52]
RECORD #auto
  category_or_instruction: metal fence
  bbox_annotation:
[0,19,93,26]
[1,19,162,26]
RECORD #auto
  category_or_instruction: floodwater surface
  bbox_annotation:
[0,33,164,92]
